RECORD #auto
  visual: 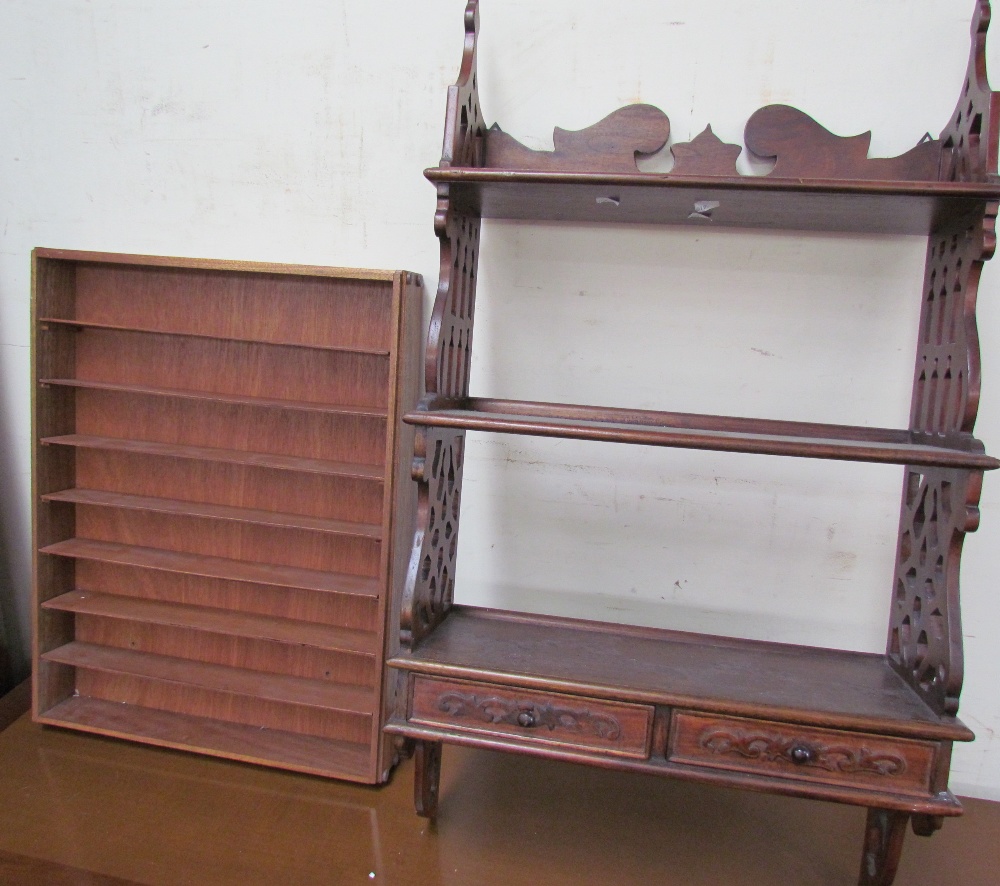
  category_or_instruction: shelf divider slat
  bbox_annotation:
[39,538,380,598]
[42,590,378,656]
[39,434,385,481]
[41,488,383,539]
[36,316,391,356]
[38,695,373,780]
[39,378,389,418]
[41,641,376,715]
[404,397,998,470]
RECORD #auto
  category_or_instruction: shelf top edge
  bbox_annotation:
[32,248,404,283]
[426,167,1000,200]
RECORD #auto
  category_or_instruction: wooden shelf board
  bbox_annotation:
[42,590,379,656]
[39,538,381,598]
[36,317,391,357]
[405,397,998,470]
[33,247,401,284]
[389,606,973,742]
[426,167,1000,234]
[42,641,376,715]
[41,488,383,539]
[36,695,374,780]
[39,378,389,418]
[40,435,385,481]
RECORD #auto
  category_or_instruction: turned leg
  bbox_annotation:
[859,808,910,886]
[414,740,442,819]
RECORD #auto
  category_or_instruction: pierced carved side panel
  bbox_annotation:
[888,468,982,716]
[400,429,464,650]
[426,206,480,399]
[939,0,1000,182]
[440,0,485,170]
[910,210,997,438]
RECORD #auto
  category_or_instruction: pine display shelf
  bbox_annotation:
[32,249,422,784]
[385,2,1000,882]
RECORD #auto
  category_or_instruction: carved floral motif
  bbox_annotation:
[437,691,623,740]
[698,727,907,777]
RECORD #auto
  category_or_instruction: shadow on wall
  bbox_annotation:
[0,292,29,695]
[0,425,25,696]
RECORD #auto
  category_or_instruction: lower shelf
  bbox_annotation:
[37,695,372,781]
[387,605,971,815]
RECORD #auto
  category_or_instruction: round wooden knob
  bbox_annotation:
[789,744,815,765]
[516,710,537,728]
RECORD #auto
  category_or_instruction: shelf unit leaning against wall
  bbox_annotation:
[386,1,1000,883]
[32,249,422,784]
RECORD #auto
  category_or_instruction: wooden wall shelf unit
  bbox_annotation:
[32,250,422,784]
[385,2,1000,882]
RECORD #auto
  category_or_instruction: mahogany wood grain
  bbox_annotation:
[42,591,378,655]
[41,434,385,480]
[42,488,382,539]
[405,400,998,471]
[72,388,387,467]
[41,378,389,418]
[71,505,380,577]
[386,718,963,818]
[40,538,380,597]
[72,561,380,632]
[32,252,423,783]
[43,642,375,714]
[67,325,392,408]
[389,606,973,743]
[485,105,671,173]
[410,674,653,759]
[37,695,372,780]
[38,316,390,356]
[667,712,936,797]
[426,168,1000,234]
[68,263,394,353]
[73,449,385,524]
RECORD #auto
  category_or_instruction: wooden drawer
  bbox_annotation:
[409,676,654,759]
[668,712,937,796]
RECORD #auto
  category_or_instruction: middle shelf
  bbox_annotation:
[405,397,998,470]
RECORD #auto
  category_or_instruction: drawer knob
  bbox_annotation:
[789,743,816,765]
[516,710,537,728]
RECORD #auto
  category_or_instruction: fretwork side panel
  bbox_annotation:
[888,467,981,716]
[889,197,997,715]
[400,429,465,649]
[402,0,484,651]
[939,0,1000,183]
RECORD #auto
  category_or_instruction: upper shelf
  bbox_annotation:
[427,167,1000,235]
[431,1,1000,235]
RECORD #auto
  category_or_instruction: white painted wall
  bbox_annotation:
[1,0,998,799]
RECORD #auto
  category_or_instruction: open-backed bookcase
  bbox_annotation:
[32,250,422,784]
[385,2,1000,882]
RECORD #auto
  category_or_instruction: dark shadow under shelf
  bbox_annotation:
[39,378,390,418]
[388,606,972,743]
[36,317,392,356]
[40,435,386,481]
[405,398,998,470]
[36,695,373,780]
[42,590,379,656]
[41,642,376,715]
[39,538,381,598]
[428,167,1000,234]
[42,489,383,539]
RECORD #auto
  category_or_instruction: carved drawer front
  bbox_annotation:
[668,712,936,796]
[409,677,654,759]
